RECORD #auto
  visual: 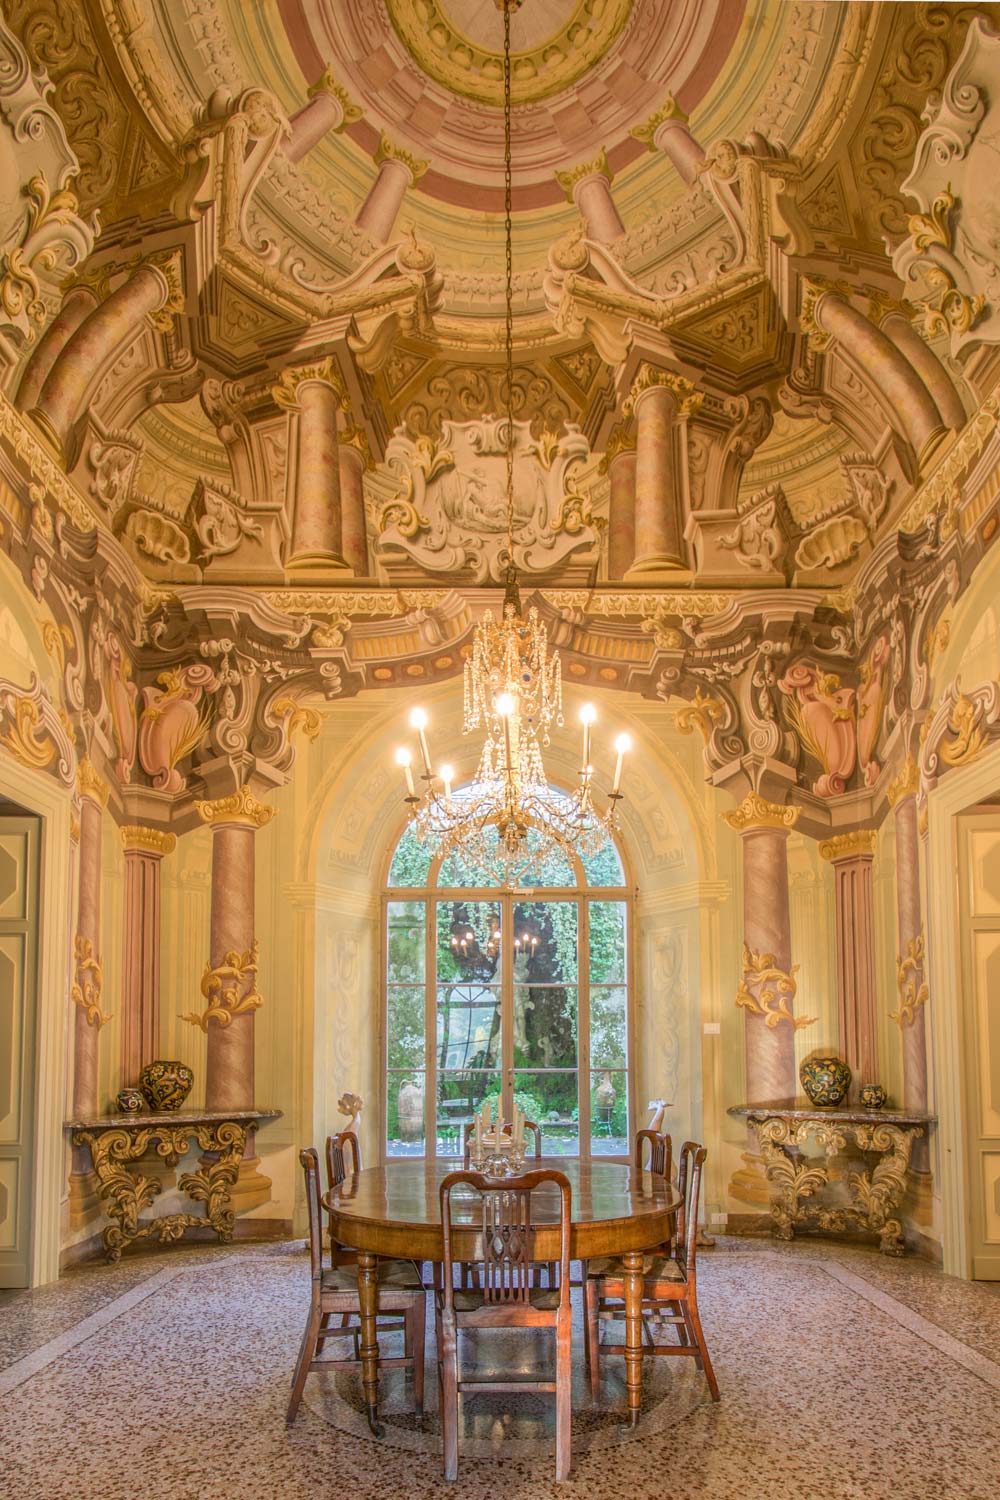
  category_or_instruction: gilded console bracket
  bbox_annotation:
[69,1110,280,1262]
[729,1106,930,1256]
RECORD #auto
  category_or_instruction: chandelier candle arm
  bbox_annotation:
[580,702,596,771]
[409,707,432,776]
[612,733,631,796]
[395,746,416,799]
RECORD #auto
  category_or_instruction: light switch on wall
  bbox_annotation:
[703,1021,721,1035]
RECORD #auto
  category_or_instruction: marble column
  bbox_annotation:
[30,261,177,455]
[277,364,347,570]
[627,366,700,573]
[556,150,625,242]
[355,135,428,243]
[632,96,706,186]
[878,308,966,432]
[120,826,176,1086]
[195,788,275,1112]
[16,285,98,412]
[723,794,802,1103]
[887,757,929,1112]
[806,288,947,465]
[285,70,357,163]
[604,430,636,578]
[819,830,879,1093]
[338,435,369,575]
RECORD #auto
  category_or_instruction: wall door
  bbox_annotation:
[959,810,1000,1279]
[0,815,39,1288]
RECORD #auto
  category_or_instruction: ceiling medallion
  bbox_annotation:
[383,0,631,107]
[393,1,629,878]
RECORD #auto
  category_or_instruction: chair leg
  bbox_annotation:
[287,1301,323,1424]
[555,1310,572,1482]
[439,1311,459,1481]
[410,1293,426,1417]
[685,1299,720,1401]
[584,1275,601,1398]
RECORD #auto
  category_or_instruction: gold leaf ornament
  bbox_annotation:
[182,940,264,1031]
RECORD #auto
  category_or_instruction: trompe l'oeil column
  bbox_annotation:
[819,830,879,1096]
[186,787,275,1112]
[120,826,177,1086]
[723,793,810,1102]
[624,366,703,575]
[355,134,428,243]
[887,757,929,1112]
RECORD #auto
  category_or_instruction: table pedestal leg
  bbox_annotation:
[622,1249,643,1427]
[357,1251,384,1438]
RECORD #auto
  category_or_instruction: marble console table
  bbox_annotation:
[67,1108,281,1262]
[729,1102,934,1256]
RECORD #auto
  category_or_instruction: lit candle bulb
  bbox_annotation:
[439,763,454,800]
[409,706,432,775]
[579,702,597,768]
[395,746,416,798]
[612,732,631,795]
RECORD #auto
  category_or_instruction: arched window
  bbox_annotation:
[383,795,633,1160]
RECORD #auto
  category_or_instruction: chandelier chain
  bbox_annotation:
[503,0,515,567]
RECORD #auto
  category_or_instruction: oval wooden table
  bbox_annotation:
[324,1157,681,1437]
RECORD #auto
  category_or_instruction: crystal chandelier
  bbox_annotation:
[393,1,630,876]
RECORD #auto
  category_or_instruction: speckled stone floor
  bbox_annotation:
[2,1235,999,1500]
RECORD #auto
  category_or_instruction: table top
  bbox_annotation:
[728,1101,934,1126]
[324,1156,681,1262]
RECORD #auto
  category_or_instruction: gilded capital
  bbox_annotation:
[819,829,877,862]
[76,756,110,808]
[722,793,800,833]
[631,94,688,149]
[555,147,612,200]
[598,422,636,473]
[306,68,363,128]
[374,133,428,182]
[121,824,177,856]
[886,754,919,807]
[624,363,703,418]
[799,276,852,352]
[196,786,276,829]
[271,357,347,411]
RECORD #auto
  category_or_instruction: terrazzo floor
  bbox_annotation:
[2,1235,999,1500]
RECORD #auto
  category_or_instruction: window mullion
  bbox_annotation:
[578,896,591,1162]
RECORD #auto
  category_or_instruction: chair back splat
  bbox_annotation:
[633,1127,671,1179]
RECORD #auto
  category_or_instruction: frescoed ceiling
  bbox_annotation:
[3,2,1000,825]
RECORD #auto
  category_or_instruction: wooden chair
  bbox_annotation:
[435,1168,573,1482]
[461,1120,555,1287]
[634,1126,671,1180]
[584,1141,719,1402]
[287,1148,427,1424]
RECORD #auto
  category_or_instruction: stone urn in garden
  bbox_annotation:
[397,1078,424,1139]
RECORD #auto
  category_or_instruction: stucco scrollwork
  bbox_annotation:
[734,942,815,1032]
[182,940,264,1032]
[377,416,601,583]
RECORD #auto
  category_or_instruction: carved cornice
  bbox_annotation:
[76,756,110,808]
[196,787,275,828]
[556,147,612,199]
[624,364,704,418]
[886,754,919,807]
[631,94,688,148]
[121,825,177,856]
[722,794,800,833]
[306,68,362,127]
[818,830,877,861]
[374,133,428,182]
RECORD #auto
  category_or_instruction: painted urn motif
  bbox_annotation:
[799,1055,851,1108]
[116,1087,145,1114]
[139,1060,194,1113]
[859,1083,888,1111]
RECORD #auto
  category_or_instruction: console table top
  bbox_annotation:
[728,1101,935,1127]
[65,1108,282,1130]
